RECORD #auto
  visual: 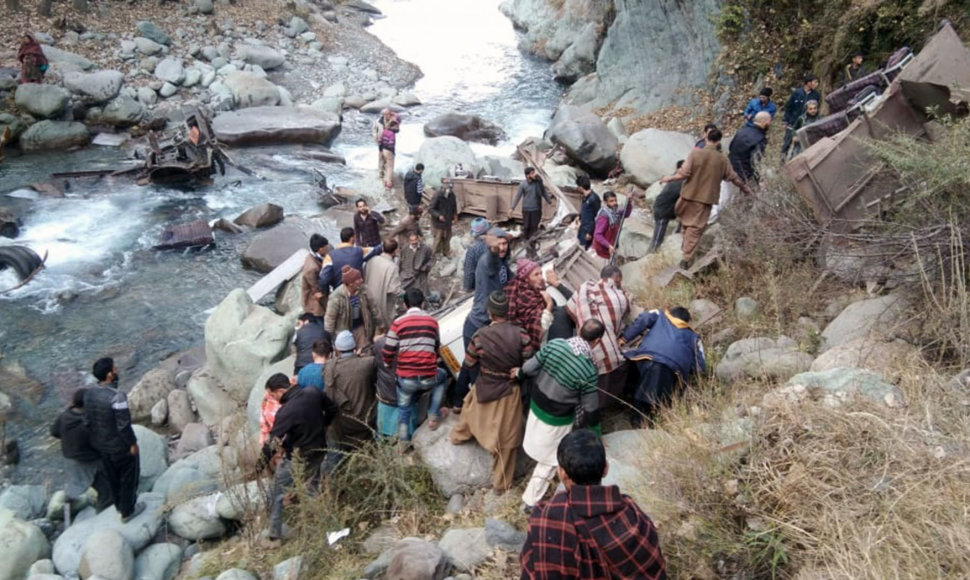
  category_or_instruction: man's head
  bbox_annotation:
[408,232,420,248]
[557,429,608,488]
[334,330,356,354]
[517,259,543,289]
[524,167,537,182]
[297,312,317,328]
[575,175,591,194]
[758,87,773,104]
[311,338,333,363]
[703,123,718,138]
[341,265,363,293]
[309,233,329,255]
[356,198,370,215]
[675,160,685,171]
[71,388,87,409]
[383,237,398,256]
[805,99,819,117]
[753,111,772,130]
[92,357,116,384]
[487,290,509,321]
[852,52,864,66]
[404,287,424,309]
[470,217,490,238]
[804,74,820,90]
[340,227,355,244]
[264,373,290,396]
[600,264,622,287]
[706,127,723,144]
[415,163,424,174]
[669,306,691,323]
[579,319,606,349]
[486,227,509,259]
[603,191,618,210]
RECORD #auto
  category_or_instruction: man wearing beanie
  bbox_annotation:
[505,258,552,347]
[451,291,534,492]
[324,265,381,349]
[324,330,377,469]
[461,218,490,293]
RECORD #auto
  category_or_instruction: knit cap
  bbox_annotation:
[341,265,363,286]
[470,218,490,236]
[334,330,356,352]
[516,258,539,279]
[487,291,509,318]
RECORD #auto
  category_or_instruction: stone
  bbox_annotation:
[309,97,343,116]
[212,106,340,146]
[52,493,164,576]
[174,423,213,460]
[414,137,480,189]
[689,298,721,327]
[19,121,89,152]
[479,155,525,179]
[133,543,182,580]
[0,114,27,143]
[766,367,905,408]
[168,494,227,540]
[362,525,399,555]
[45,490,96,521]
[154,58,185,85]
[166,390,196,432]
[29,560,55,577]
[42,46,94,70]
[716,336,815,383]
[63,70,124,102]
[412,414,493,496]
[15,84,70,118]
[129,367,177,422]
[735,297,760,321]
[0,510,51,580]
[136,87,158,105]
[0,485,47,520]
[222,71,281,108]
[438,528,488,572]
[485,518,526,553]
[240,216,329,273]
[214,480,264,520]
[606,116,628,141]
[134,37,164,56]
[272,557,303,580]
[134,425,168,493]
[183,68,202,88]
[445,493,463,514]
[204,289,294,400]
[359,99,396,114]
[544,104,618,176]
[615,210,654,260]
[820,294,907,352]
[216,570,257,580]
[423,112,506,145]
[233,203,284,228]
[195,0,214,14]
[385,538,447,580]
[620,129,695,186]
[551,22,599,82]
[150,399,168,426]
[393,92,421,107]
[136,22,171,46]
[101,95,146,127]
[237,45,284,70]
[186,368,239,425]
[150,446,231,502]
[810,338,919,375]
[78,528,133,580]
[323,81,346,98]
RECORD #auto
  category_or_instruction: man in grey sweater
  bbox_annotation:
[511,167,552,240]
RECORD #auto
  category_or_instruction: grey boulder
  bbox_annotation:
[810,338,919,375]
[212,106,340,146]
[237,45,284,70]
[168,494,227,540]
[78,528,134,580]
[0,510,51,580]
[437,527,488,572]
[715,336,814,383]
[128,367,177,423]
[215,569,257,580]
[185,367,239,426]
[233,203,284,229]
[765,367,906,408]
[19,121,89,152]
[133,543,182,580]
[167,389,196,432]
[0,485,47,520]
[42,46,94,71]
[240,216,329,273]
[14,84,70,118]
[63,70,124,103]
[412,414,493,496]
[485,518,526,553]
[544,105,617,176]
[154,58,185,85]
[384,538,447,580]
[423,112,506,145]
[620,129,696,186]
[222,71,280,108]
[101,95,146,128]
[134,37,164,56]
[134,425,168,493]
[136,21,171,46]
[413,136,480,189]
[820,294,908,352]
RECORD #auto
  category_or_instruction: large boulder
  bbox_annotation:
[212,106,340,146]
[0,485,47,520]
[19,121,89,152]
[620,129,695,186]
[52,493,165,576]
[151,445,238,502]
[237,45,285,70]
[14,84,70,118]
[764,367,906,409]
[133,543,182,580]
[78,528,134,580]
[551,22,599,83]
[820,294,908,352]
[154,58,185,85]
[240,216,329,273]
[233,203,284,228]
[413,136,480,188]
[544,105,617,176]
[173,423,213,460]
[385,538,447,580]
[437,528,488,572]
[129,367,177,422]
[63,70,124,102]
[166,390,196,432]
[134,425,168,492]
[485,518,526,553]
[423,112,506,145]
[185,367,239,426]
[412,414,493,496]
[479,155,525,179]
[42,46,94,71]
[214,480,265,520]
[101,95,146,127]
[222,71,281,108]
[204,289,294,401]
[0,510,51,580]
[810,338,919,375]
[715,336,815,383]
[136,21,171,46]
[168,494,227,540]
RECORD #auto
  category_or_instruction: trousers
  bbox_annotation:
[101,452,140,517]
[674,197,712,263]
[522,209,541,239]
[397,368,448,441]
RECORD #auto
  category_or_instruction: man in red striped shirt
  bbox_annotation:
[382,287,448,450]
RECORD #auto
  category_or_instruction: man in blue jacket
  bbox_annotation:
[619,307,705,426]
[743,87,777,127]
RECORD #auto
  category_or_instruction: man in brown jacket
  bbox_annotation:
[301,234,330,319]
[324,266,381,349]
[323,330,377,470]
[659,128,751,269]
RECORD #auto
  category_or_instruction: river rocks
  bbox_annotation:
[423,112,506,145]
[52,493,164,576]
[765,367,905,408]
[716,336,814,383]
[129,367,177,422]
[216,569,257,580]
[42,46,95,71]
[46,489,95,521]
[137,21,171,46]
[20,121,90,152]
[735,297,760,321]
[15,84,70,118]
[212,106,340,146]
[620,129,694,186]
[186,367,238,426]
[500,0,609,67]
[820,294,908,352]
[412,414,493,496]
[134,37,165,56]
[28,560,55,577]
[272,557,303,580]
[222,71,281,108]
[167,390,196,432]
[63,70,124,103]
[238,45,285,70]
[384,538,447,580]
[438,528,488,571]
[615,210,654,260]
[78,528,133,580]
[241,216,328,273]
[101,95,146,127]
[195,0,214,14]
[133,543,182,580]
[174,423,213,460]
[154,58,185,85]
[414,137,480,188]
[134,425,168,493]
[151,446,224,501]
[205,289,294,400]
[0,510,51,580]
[810,338,919,375]
[485,518,526,553]
[0,485,47,520]
[214,480,264,520]
[544,105,617,176]
[234,203,284,228]
[168,494,227,540]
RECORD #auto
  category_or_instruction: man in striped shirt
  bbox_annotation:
[382,287,447,450]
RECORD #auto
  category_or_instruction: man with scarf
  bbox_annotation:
[300,234,329,320]
[566,265,631,408]
[591,191,633,261]
[17,34,48,84]
[505,258,552,348]
[450,291,534,492]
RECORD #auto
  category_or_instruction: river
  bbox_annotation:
[0,0,561,482]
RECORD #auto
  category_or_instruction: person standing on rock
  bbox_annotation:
[85,358,144,522]
[450,291,534,492]
[17,34,48,84]
[461,217,490,293]
[403,163,426,215]
[323,331,377,470]
[520,429,667,579]
[781,74,821,157]
[260,373,339,542]
[293,312,330,375]
[353,198,385,248]
[516,320,604,510]
[378,114,400,191]
[301,234,329,321]
[576,176,601,250]
[565,265,631,408]
[659,128,751,270]
[51,389,111,525]
[398,232,432,294]
[649,160,684,253]
[429,178,459,257]
[382,288,448,451]
[591,191,632,261]
[319,227,382,293]
[505,258,552,348]
[364,237,404,325]
[375,109,399,180]
[729,111,772,183]
[296,338,332,391]
[621,306,706,426]
[324,265,380,349]
[511,167,552,240]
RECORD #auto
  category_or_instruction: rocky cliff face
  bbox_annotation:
[502,0,722,113]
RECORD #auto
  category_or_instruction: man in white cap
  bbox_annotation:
[324,330,377,470]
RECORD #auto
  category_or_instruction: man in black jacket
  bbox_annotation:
[51,388,111,524]
[729,111,771,183]
[511,167,552,240]
[85,358,144,522]
[260,376,339,541]
[781,75,821,156]
[649,160,684,253]
[403,163,425,214]
[429,179,458,257]
[576,176,601,250]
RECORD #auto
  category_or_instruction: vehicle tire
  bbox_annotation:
[0,245,43,281]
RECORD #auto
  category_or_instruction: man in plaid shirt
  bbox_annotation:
[521,430,667,579]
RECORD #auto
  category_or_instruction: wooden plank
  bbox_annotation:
[246,249,309,303]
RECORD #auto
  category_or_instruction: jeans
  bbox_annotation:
[268,454,324,538]
[397,368,447,441]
